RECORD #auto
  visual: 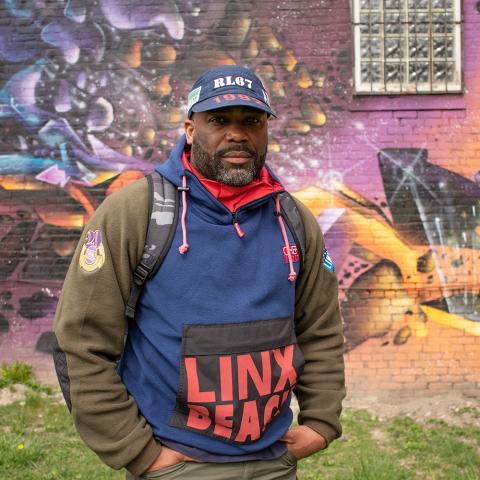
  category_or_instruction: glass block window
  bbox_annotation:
[353,0,463,94]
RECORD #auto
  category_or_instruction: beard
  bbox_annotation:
[191,139,266,187]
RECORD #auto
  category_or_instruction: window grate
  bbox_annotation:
[353,0,463,94]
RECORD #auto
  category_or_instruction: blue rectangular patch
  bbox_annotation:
[323,247,335,272]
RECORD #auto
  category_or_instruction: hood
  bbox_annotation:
[156,134,189,188]
[155,135,297,282]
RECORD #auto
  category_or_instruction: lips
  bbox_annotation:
[221,151,253,165]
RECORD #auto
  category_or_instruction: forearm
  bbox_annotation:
[293,198,346,445]
[54,276,161,473]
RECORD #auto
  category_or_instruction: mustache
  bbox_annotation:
[215,145,257,158]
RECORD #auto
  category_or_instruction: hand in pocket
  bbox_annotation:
[145,446,196,473]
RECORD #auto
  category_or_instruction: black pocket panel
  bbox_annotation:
[169,318,305,444]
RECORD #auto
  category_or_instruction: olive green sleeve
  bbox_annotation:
[293,198,346,446]
[53,178,162,475]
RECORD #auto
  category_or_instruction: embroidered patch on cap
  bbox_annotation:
[323,247,334,272]
[187,86,202,111]
[79,229,105,273]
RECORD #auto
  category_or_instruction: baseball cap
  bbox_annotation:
[187,65,276,118]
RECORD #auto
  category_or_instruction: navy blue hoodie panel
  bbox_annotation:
[120,137,302,457]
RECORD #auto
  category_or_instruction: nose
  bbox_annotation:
[225,121,248,142]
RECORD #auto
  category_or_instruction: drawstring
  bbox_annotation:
[275,195,297,282]
[176,179,295,285]
[178,175,189,254]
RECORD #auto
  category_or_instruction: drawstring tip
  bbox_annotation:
[233,221,246,238]
[178,244,189,254]
[288,272,297,282]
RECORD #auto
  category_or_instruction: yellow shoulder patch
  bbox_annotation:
[79,229,105,273]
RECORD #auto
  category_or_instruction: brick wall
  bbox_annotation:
[0,0,479,395]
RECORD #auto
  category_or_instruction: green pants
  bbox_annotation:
[126,451,297,480]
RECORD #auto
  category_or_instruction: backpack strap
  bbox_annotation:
[125,172,179,319]
[278,192,306,274]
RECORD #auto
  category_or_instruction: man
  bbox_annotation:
[54,65,345,480]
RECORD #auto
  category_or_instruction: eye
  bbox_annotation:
[246,117,262,125]
[209,116,227,125]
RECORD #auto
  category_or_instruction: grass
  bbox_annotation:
[454,406,480,419]
[0,362,51,394]
[0,365,479,479]
[302,410,480,480]
[0,390,120,480]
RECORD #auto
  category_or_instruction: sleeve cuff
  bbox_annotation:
[126,438,162,476]
[300,420,340,447]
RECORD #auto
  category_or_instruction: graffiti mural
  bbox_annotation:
[0,0,479,392]
[295,148,480,351]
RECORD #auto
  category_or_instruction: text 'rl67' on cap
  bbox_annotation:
[187,65,276,118]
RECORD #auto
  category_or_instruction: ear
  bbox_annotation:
[184,119,194,145]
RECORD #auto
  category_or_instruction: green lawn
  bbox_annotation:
[0,389,479,480]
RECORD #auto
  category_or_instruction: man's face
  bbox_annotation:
[184,106,269,187]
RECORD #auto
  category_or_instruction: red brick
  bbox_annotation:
[394,111,418,119]
[428,382,453,390]
[417,110,443,118]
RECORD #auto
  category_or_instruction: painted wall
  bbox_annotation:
[0,0,479,395]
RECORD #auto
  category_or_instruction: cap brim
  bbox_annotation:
[190,96,276,118]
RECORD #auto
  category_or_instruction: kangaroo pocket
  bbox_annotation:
[169,318,305,445]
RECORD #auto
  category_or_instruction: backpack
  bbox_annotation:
[125,171,306,320]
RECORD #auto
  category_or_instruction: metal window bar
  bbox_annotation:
[382,0,386,92]
[412,0,417,93]
[429,1,434,93]
[370,0,376,93]
[444,0,449,92]
[412,0,418,93]
[444,0,450,91]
